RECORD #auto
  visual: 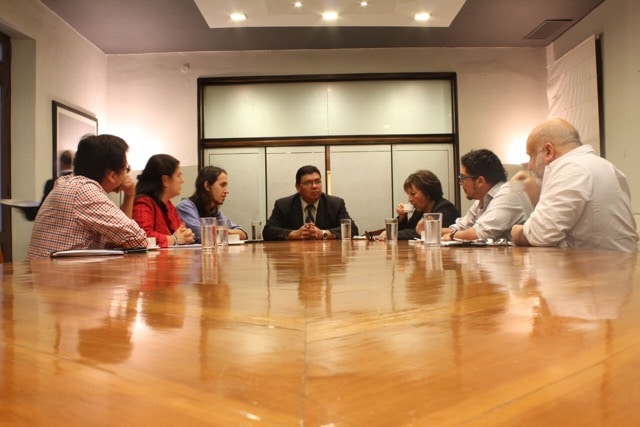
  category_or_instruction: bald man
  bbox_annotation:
[511,118,639,252]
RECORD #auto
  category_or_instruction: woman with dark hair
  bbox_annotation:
[176,166,247,241]
[132,154,195,247]
[395,170,459,240]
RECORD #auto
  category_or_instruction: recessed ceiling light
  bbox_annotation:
[414,12,430,22]
[230,12,247,22]
[294,1,302,7]
[322,11,339,21]
[360,1,368,6]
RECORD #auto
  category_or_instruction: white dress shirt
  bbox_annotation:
[523,144,639,252]
[452,181,533,240]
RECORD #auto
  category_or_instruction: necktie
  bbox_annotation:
[305,205,315,224]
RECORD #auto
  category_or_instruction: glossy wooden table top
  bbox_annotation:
[1,241,639,426]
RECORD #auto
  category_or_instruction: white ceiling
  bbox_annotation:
[193,0,466,28]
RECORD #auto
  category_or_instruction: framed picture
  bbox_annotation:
[52,101,98,176]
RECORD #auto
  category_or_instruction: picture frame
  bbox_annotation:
[52,101,98,176]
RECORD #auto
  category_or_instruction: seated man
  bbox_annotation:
[263,165,359,240]
[421,149,533,242]
[27,134,147,259]
[511,118,639,252]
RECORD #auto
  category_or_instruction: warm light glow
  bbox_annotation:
[360,1,368,6]
[322,11,339,21]
[230,12,247,22]
[101,125,160,171]
[414,12,430,21]
[294,1,302,7]
[505,133,530,165]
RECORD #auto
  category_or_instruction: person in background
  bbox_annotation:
[132,154,195,248]
[21,150,76,221]
[176,166,247,241]
[384,170,459,240]
[421,148,533,242]
[511,118,639,252]
[27,134,147,259]
[263,165,359,240]
[42,149,74,202]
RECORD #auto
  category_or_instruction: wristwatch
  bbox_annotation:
[322,230,329,240]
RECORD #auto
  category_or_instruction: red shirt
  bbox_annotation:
[132,195,183,247]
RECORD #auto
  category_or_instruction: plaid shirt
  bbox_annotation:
[27,175,147,259]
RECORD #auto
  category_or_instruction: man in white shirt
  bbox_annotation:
[511,118,639,252]
[431,149,533,242]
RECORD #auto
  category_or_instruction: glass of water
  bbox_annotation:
[385,218,398,242]
[340,218,352,240]
[200,217,216,252]
[423,213,442,247]
[216,218,229,246]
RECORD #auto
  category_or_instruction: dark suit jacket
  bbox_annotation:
[397,198,459,240]
[263,193,359,241]
[42,169,73,205]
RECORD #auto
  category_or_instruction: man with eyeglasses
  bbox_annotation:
[28,134,147,258]
[423,148,533,242]
[511,118,638,252]
[263,165,359,241]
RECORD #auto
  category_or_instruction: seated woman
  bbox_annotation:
[396,170,459,240]
[132,154,195,247]
[176,166,247,241]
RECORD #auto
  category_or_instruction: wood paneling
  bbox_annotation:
[1,243,638,425]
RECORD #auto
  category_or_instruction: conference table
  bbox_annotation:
[1,240,639,426]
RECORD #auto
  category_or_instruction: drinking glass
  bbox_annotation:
[216,218,229,246]
[423,213,442,247]
[251,220,263,241]
[200,217,216,252]
[340,218,352,240]
[385,218,398,242]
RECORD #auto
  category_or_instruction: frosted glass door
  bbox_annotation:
[330,145,392,233]
[203,147,266,231]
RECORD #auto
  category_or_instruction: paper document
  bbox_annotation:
[51,249,126,258]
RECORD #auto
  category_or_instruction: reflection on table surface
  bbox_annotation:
[1,241,639,426]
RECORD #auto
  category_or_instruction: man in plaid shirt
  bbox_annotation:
[27,134,147,259]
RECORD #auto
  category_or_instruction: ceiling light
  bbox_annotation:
[360,1,368,6]
[322,11,339,21]
[230,13,247,22]
[414,12,430,22]
[294,1,302,7]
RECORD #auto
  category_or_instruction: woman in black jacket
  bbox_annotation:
[396,170,459,240]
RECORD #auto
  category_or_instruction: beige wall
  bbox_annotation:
[2,0,107,260]
[549,0,640,221]
[106,48,548,171]
[106,48,548,220]
[4,0,638,260]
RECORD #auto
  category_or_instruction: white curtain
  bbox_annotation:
[547,34,600,154]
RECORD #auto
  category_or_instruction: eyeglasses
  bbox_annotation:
[457,174,478,183]
[300,179,322,187]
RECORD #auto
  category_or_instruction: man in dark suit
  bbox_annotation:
[21,150,75,221]
[42,150,74,203]
[263,165,359,241]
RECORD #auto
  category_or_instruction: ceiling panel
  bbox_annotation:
[38,0,605,54]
